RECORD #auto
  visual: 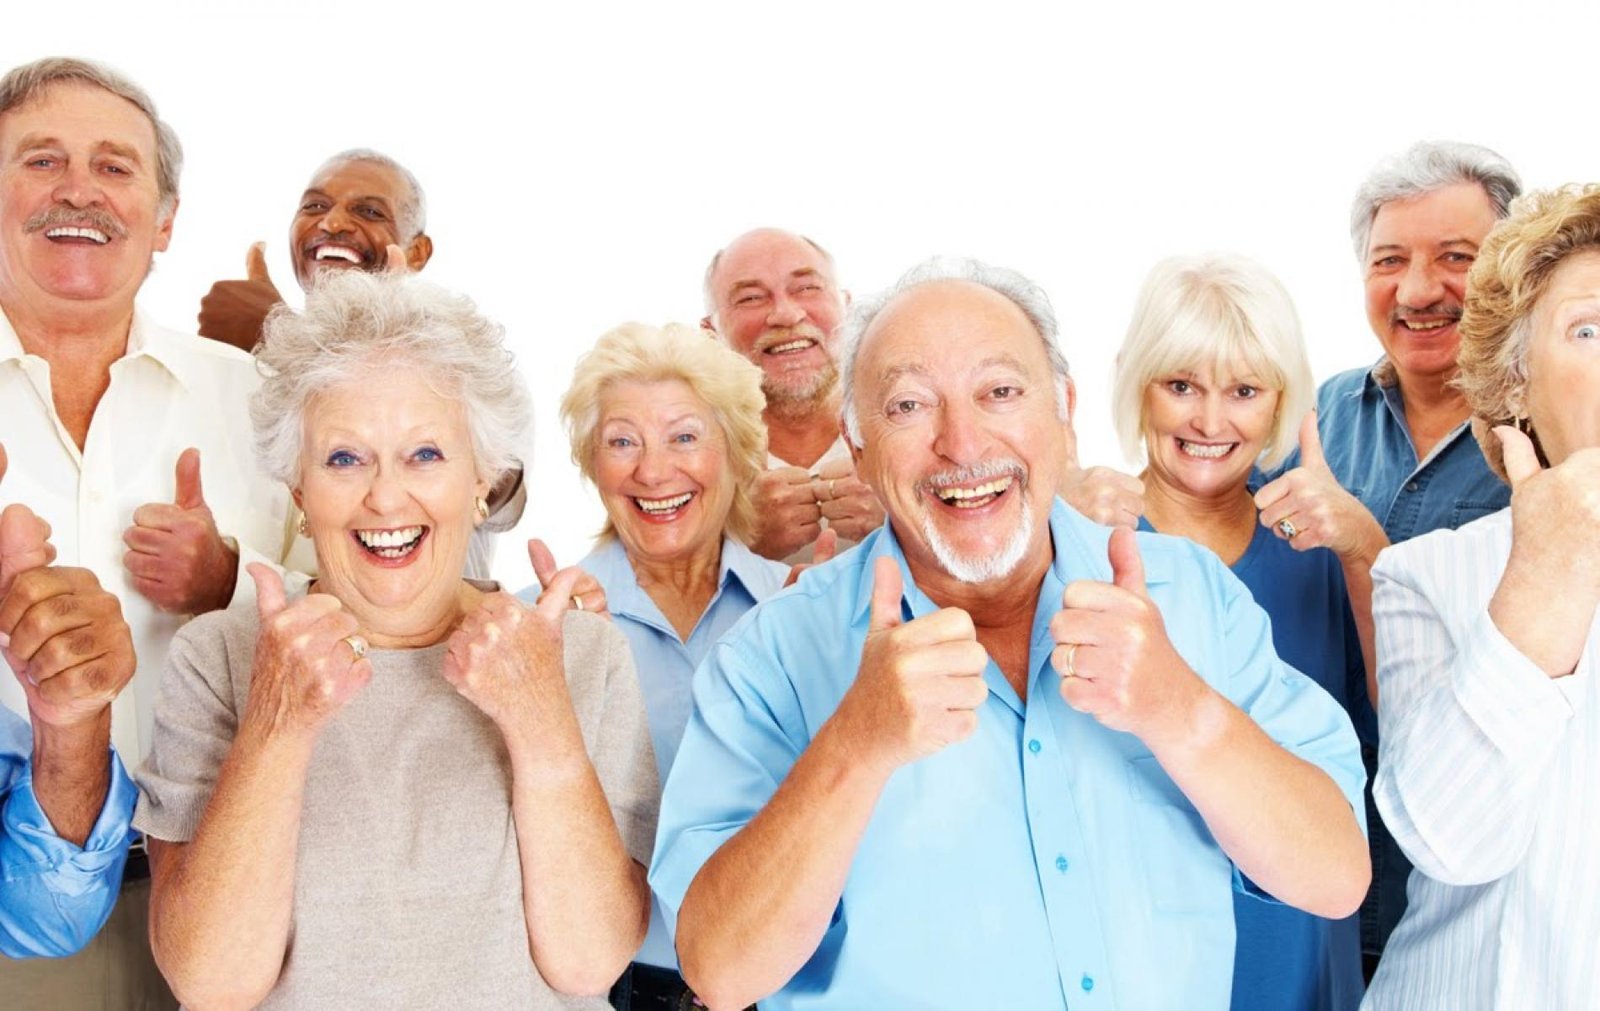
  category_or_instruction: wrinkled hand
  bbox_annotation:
[1,440,55,598]
[1254,411,1387,561]
[748,466,823,560]
[240,564,371,740]
[1054,527,1202,743]
[812,458,883,543]
[197,242,283,352]
[529,538,610,619]
[443,567,581,735]
[829,557,989,774]
[123,448,240,614]
[1060,466,1144,528]
[0,566,135,728]
[1499,426,1600,592]
[784,528,838,588]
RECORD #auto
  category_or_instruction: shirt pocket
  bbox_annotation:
[1125,755,1231,915]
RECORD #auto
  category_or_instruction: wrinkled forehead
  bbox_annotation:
[857,280,1046,384]
[0,80,158,162]
[303,159,409,205]
[713,231,835,293]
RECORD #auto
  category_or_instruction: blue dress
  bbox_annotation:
[1140,516,1370,1011]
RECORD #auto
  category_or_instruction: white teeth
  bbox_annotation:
[637,492,693,513]
[355,526,424,549]
[315,245,362,263]
[934,476,1014,503]
[1401,319,1453,331]
[1179,440,1234,459]
[45,226,109,244]
[765,339,814,354]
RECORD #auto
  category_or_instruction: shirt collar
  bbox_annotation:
[586,534,759,624]
[0,305,195,389]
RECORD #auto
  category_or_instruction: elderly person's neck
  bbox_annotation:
[1142,468,1258,566]
[628,538,723,641]
[764,390,843,469]
[907,545,1053,700]
[1394,365,1472,461]
[333,579,484,650]
[4,297,136,449]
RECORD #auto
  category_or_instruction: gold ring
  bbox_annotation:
[571,593,585,611]
[1061,641,1078,678]
[828,478,837,501]
[342,634,368,660]
[1277,518,1299,539]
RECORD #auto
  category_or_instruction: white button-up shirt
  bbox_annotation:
[1365,508,1599,1008]
[0,308,295,764]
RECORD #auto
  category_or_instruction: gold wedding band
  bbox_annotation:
[342,634,368,660]
[1061,641,1079,678]
[571,593,585,611]
[828,478,837,501]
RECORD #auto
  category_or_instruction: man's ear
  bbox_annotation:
[700,313,718,335]
[842,413,863,468]
[841,288,852,311]
[407,234,434,272]
[153,195,179,253]
[1062,374,1078,423]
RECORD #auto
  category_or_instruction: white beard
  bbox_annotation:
[919,494,1035,584]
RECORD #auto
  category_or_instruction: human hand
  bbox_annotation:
[0,442,56,598]
[529,538,610,619]
[1054,527,1204,745]
[784,528,838,588]
[123,448,240,615]
[812,458,883,543]
[197,242,283,352]
[1060,466,1144,528]
[0,566,135,728]
[239,564,371,741]
[748,466,824,560]
[830,557,989,775]
[442,567,582,741]
[1254,411,1387,562]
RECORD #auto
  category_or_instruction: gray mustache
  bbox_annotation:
[23,205,129,240]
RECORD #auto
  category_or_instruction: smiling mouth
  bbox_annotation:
[44,226,110,245]
[1398,318,1456,332]
[931,475,1015,509]
[311,243,368,266]
[634,492,694,519]
[764,338,817,355]
[1177,439,1236,460]
[353,525,427,559]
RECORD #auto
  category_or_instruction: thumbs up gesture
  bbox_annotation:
[0,443,56,599]
[124,448,241,615]
[197,241,285,352]
[528,538,611,620]
[442,557,584,740]
[1253,410,1388,563]
[829,556,990,774]
[1053,528,1203,742]
[239,563,371,741]
[784,528,839,588]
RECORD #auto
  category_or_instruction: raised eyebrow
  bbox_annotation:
[877,361,933,386]
[728,279,770,297]
[94,140,145,164]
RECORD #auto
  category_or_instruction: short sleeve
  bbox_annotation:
[577,616,660,867]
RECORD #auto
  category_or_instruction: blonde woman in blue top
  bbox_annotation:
[1111,253,1375,1010]
[533,322,792,1009]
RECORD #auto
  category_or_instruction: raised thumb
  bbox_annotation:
[246,241,271,283]
[1494,425,1542,486]
[1298,409,1326,470]
[174,448,206,509]
[1108,526,1147,595]
[248,562,287,620]
[526,538,558,588]
[812,528,839,566]
[868,555,905,631]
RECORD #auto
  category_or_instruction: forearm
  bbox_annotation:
[30,711,113,845]
[505,717,648,996]
[149,727,312,1008]
[676,718,890,1011]
[1338,551,1380,708]
[1150,687,1368,917]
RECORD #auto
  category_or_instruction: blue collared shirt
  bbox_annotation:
[1270,362,1509,542]
[522,535,788,970]
[651,500,1366,1009]
[0,708,136,959]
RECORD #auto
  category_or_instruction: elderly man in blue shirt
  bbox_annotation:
[0,443,138,959]
[650,257,1370,1010]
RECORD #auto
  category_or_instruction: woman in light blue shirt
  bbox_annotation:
[535,322,792,1008]
[1110,253,1375,1010]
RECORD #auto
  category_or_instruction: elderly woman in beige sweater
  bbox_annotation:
[133,271,657,1009]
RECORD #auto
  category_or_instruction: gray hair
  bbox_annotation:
[838,256,1070,447]
[1349,141,1521,261]
[312,148,428,240]
[0,57,183,215]
[251,270,529,486]
[702,230,837,319]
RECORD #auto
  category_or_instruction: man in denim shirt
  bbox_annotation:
[1259,140,1521,978]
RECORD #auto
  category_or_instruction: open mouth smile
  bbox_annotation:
[633,491,695,520]
[44,226,110,245]
[1177,439,1236,460]
[931,475,1015,510]
[310,242,369,266]
[352,525,427,560]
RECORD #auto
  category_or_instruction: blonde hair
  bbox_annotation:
[1112,252,1313,470]
[1457,184,1600,481]
[562,323,768,543]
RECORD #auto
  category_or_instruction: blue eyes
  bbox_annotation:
[414,447,443,462]
[1576,323,1599,341]
[327,450,360,467]
[325,447,442,467]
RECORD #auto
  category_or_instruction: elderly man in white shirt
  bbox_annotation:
[1365,183,1600,1009]
[0,58,293,1009]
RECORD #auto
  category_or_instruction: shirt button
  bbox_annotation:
[1404,480,1420,492]
[1055,855,1069,873]
[1082,974,1095,992]
[1027,739,1041,754]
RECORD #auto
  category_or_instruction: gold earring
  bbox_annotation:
[474,496,489,523]
[297,513,310,537]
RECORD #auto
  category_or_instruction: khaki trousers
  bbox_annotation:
[0,877,177,1010]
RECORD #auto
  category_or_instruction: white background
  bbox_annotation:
[5,0,1596,588]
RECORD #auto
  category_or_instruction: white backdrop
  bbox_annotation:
[5,0,1596,588]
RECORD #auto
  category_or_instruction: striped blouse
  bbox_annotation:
[1363,509,1599,1009]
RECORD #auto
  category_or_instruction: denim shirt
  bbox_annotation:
[1266,360,1509,964]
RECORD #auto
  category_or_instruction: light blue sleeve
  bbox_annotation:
[0,712,136,959]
